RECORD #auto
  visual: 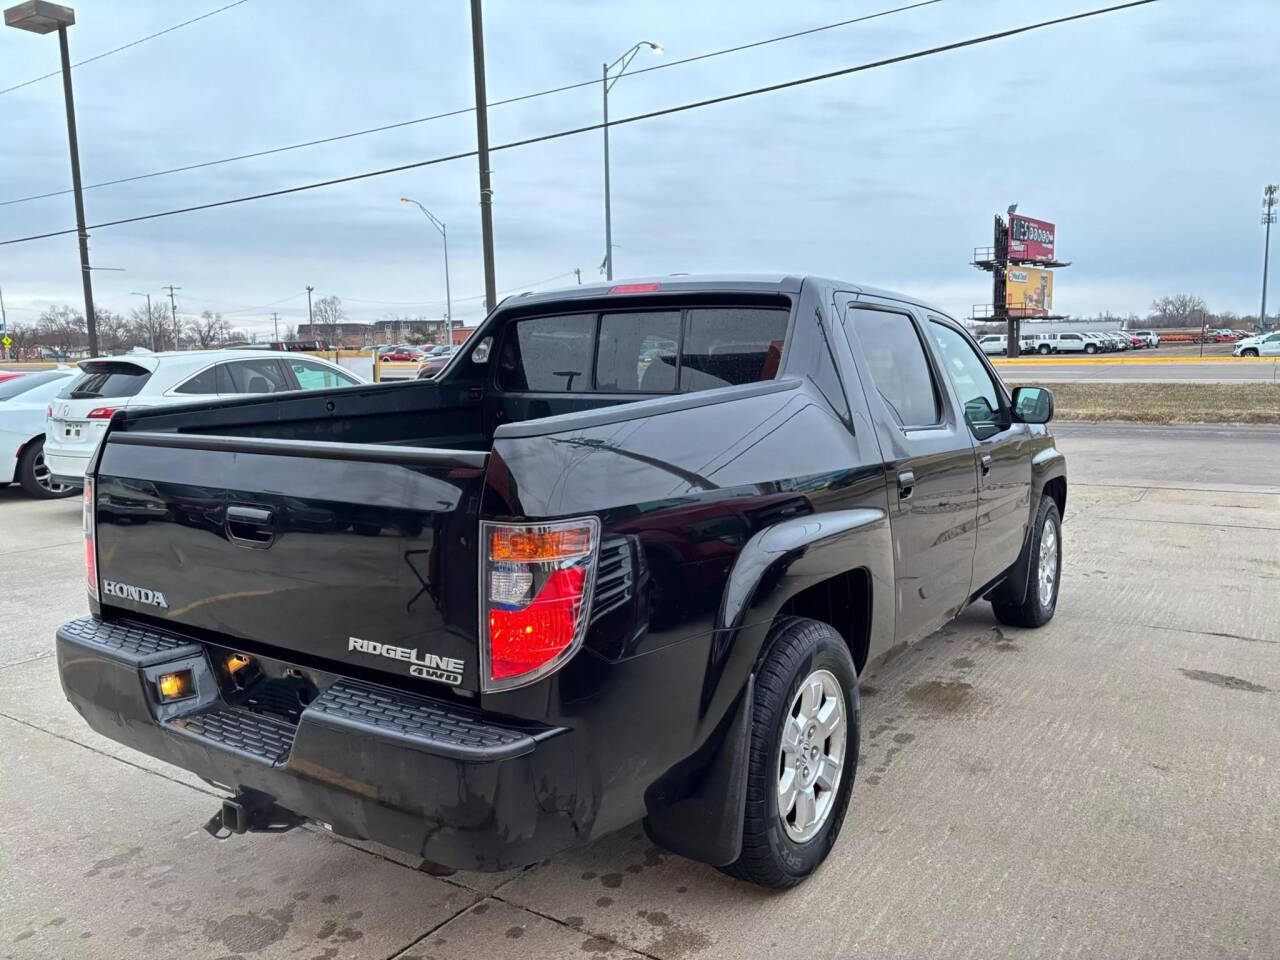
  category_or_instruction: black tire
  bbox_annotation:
[1084,344,1096,354]
[1038,344,1051,355]
[1242,349,1259,358]
[721,617,859,889]
[17,438,77,500]
[993,496,1061,628]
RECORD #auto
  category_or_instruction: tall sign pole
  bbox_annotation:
[469,0,497,312]
[996,215,1017,357]
[1262,184,1277,331]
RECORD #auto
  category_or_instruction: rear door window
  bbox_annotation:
[222,359,291,394]
[844,308,940,427]
[286,358,359,390]
[173,365,221,395]
[59,362,151,399]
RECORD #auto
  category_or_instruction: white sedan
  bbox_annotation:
[44,349,365,486]
[0,369,79,498]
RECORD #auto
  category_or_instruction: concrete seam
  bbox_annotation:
[0,710,221,799]
[488,892,664,960]
[0,651,55,670]
[378,897,499,960]
[0,539,81,558]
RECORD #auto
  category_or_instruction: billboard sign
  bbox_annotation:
[1006,265,1053,316]
[1008,214,1055,262]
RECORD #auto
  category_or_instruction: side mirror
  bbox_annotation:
[1012,385,1053,424]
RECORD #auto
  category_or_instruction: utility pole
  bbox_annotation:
[163,284,181,349]
[272,312,279,341]
[469,0,497,311]
[306,285,315,333]
[574,268,581,285]
[1261,184,1277,331]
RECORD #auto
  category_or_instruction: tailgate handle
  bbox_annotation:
[226,505,275,547]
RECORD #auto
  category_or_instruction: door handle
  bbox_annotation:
[980,454,992,477]
[226,505,275,547]
[897,470,915,501]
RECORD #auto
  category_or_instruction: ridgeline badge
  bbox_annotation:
[347,637,464,686]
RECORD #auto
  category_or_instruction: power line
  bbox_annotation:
[0,0,1159,249]
[0,0,942,209]
[0,1,250,98]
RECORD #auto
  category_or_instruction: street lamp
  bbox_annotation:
[5,1,97,356]
[400,197,453,345]
[602,40,661,281]
[129,292,155,350]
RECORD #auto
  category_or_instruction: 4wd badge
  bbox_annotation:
[348,637,464,686]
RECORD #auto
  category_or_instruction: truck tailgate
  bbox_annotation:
[94,432,486,692]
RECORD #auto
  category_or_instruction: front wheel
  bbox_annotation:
[721,617,859,889]
[1084,344,1097,354]
[993,496,1061,628]
[17,438,77,499]
[1038,344,1052,355]
[1242,349,1259,358]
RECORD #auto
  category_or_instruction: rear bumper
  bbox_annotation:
[56,616,584,871]
[43,448,89,484]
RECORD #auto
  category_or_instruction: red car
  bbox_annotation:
[0,371,26,385]
[380,347,425,363]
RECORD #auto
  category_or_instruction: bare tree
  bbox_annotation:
[312,295,344,343]
[94,309,130,354]
[129,300,174,351]
[282,324,298,341]
[37,304,86,355]
[187,310,229,349]
[1148,294,1208,328]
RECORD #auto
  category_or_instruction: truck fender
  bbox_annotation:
[644,508,889,867]
[989,445,1067,605]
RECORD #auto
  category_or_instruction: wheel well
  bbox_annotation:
[777,568,871,673]
[1043,476,1067,521]
[15,433,44,461]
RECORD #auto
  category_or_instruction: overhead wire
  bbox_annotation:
[0,0,943,208]
[0,0,1159,249]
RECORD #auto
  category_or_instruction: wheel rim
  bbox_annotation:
[32,450,72,495]
[777,668,846,843]
[1038,516,1059,608]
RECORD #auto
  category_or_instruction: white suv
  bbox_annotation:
[1234,331,1280,357]
[44,349,364,486]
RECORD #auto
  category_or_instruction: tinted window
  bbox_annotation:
[223,359,290,394]
[174,365,220,395]
[847,308,940,426]
[59,362,151,399]
[287,358,358,390]
[499,314,595,392]
[928,321,1008,440]
[680,308,786,392]
[0,371,70,400]
[596,311,680,391]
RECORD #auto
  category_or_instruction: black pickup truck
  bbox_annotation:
[57,275,1065,888]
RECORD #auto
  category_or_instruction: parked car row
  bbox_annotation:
[2,349,365,500]
[977,330,1158,356]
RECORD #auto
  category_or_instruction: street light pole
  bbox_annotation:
[131,292,153,350]
[4,2,97,355]
[399,198,453,345]
[601,40,661,281]
[469,0,497,312]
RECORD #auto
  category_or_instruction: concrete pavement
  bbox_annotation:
[1,425,1278,959]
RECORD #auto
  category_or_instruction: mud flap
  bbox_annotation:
[642,675,753,867]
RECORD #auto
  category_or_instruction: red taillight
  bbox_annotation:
[480,518,598,692]
[87,407,117,420]
[83,478,98,601]
[608,282,661,294]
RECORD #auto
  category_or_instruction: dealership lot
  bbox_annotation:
[2,424,1278,960]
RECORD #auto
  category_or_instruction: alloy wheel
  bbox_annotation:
[777,669,846,843]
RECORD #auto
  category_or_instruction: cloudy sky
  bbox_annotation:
[1,0,1276,337]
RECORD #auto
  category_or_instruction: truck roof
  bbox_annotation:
[499,273,951,320]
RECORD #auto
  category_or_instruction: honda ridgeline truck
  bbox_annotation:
[57,275,1066,888]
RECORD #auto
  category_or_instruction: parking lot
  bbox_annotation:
[2,422,1278,960]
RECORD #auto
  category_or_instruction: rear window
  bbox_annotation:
[0,371,70,400]
[59,361,151,399]
[498,305,788,394]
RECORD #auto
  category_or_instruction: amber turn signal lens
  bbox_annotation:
[226,653,252,675]
[157,670,194,702]
[489,526,592,563]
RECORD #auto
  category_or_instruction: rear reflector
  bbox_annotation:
[608,283,661,294]
[83,477,98,602]
[480,518,599,692]
[87,407,117,420]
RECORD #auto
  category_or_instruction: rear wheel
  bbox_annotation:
[721,617,859,889]
[993,496,1061,628]
[1038,343,1051,355]
[17,438,76,499]
[1084,344,1097,354]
